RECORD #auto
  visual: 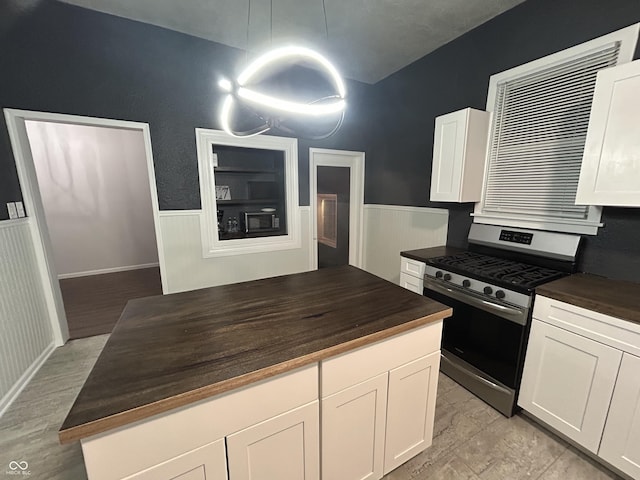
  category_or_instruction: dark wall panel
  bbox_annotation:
[0,0,373,219]
[366,0,640,282]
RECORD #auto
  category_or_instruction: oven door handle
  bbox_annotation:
[441,353,513,396]
[423,277,528,326]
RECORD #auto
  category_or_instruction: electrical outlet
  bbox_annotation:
[15,201,25,218]
[7,202,18,219]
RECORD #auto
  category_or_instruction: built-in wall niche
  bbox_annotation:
[196,129,300,257]
[213,145,287,240]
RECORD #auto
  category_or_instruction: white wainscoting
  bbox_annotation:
[362,205,448,283]
[0,219,54,416]
[158,208,312,294]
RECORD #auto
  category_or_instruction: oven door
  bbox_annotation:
[423,277,530,390]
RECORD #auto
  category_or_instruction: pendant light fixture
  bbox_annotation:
[218,0,346,139]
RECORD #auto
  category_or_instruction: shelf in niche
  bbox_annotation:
[216,199,279,206]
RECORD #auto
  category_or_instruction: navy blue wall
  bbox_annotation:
[364,0,640,282]
[2,0,640,282]
[0,0,374,217]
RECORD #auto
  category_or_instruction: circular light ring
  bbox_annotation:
[219,46,347,137]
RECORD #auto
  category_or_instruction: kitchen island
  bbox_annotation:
[60,265,451,480]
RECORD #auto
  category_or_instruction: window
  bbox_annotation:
[474,24,639,235]
[317,194,337,248]
[196,129,300,257]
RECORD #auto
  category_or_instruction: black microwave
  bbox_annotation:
[241,212,280,233]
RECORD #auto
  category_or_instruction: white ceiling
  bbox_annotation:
[58,0,525,84]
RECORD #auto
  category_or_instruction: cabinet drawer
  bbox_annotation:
[400,257,425,279]
[533,296,640,357]
[321,323,442,397]
[399,272,423,294]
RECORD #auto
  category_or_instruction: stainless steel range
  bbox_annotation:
[422,224,582,417]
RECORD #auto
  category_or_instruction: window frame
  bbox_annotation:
[473,24,639,235]
[196,128,300,257]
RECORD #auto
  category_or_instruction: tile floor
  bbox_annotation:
[0,336,625,480]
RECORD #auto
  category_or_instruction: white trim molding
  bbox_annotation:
[472,23,640,235]
[196,128,301,257]
[3,109,167,346]
[309,148,365,270]
[57,262,160,280]
[0,343,54,417]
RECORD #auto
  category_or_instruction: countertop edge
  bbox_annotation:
[58,308,451,444]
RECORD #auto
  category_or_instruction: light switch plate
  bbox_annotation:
[15,201,25,218]
[7,202,18,219]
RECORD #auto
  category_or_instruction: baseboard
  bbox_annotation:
[0,342,55,418]
[57,262,160,280]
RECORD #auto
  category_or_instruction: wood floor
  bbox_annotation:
[59,267,162,339]
[0,335,623,480]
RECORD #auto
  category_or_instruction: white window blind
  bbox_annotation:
[482,42,621,220]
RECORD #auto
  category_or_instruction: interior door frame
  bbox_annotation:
[3,109,166,346]
[309,148,365,270]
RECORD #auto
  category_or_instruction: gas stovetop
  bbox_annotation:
[426,252,567,292]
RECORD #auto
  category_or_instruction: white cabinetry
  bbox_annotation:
[384,352,440,473]
[227,401,319,480]
[519,295,640,478]
[322,374,388,480]
[399,256,425,294]
[321,323,443,480]
[430,108,490,202]
[576,59,640,206]
[600,353,640,478]
[124,440,227,480]
[518,320,621,452]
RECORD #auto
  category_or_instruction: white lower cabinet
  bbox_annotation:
[322,373,388,480]
[321,323,443,480]
[519,320,622,453]
[520,295,640,479]
[123,439,228,480]
[227,401,319,480]
[384,352,440,474]
[399,257,425,294]
[599,353,640,478]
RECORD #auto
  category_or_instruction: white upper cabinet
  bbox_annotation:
[430,108,490,202]
[576,60,640,206]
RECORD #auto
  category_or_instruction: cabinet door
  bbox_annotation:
[576,59,640,206]
[124,439,227,480]
[384,352,440,474]
[519,320,622,453]
[322,373,388,480]
[430,108,489,202]
[226,401,319,480]
[399,272,423,294]
[430,109,468,202]
[599,353,640,478]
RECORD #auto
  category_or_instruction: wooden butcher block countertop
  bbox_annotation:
[59,265,451,443]
[401,245,465,263]
[536,273,640,326]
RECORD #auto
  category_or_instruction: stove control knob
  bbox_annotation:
[483,286,493,295]
[462,279,471,288]
[443,273,452,281]
[495,290,506,299]
[435,271,443,278]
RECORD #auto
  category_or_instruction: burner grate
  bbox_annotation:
[427,252,565,290]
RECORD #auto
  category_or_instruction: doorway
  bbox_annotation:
[4,109,164,343]
[309,148,364,270]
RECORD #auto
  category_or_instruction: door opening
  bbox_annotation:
[309,148,364,270]
[4,109,164,345]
